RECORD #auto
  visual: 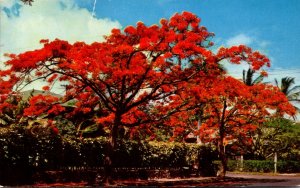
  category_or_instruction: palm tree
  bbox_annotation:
[242,68,264,86]
[275,77,300,111]
[20,0,34,5]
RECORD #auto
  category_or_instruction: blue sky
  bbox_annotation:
[84,0,300,80]
[1,0,300,82]
[86,0,300,70]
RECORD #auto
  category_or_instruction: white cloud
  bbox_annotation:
[226,34,253,46]
[223,33,272,79]
[225,33,270,51]
[0,0,18,8]
[258,40,270,49]
[265,68,300,86]
[220,60,251,81]
[0,0,121,56]
[0,0,121,91]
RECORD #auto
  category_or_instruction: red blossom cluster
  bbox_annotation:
[23,94,64,116]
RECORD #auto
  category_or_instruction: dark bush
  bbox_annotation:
[141,141,189,168]
[277,161,300,173]
[0,126,62,185]
[243,160,274,172]
[0,126,216,185]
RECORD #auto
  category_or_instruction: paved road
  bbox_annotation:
[1,172,299,187]
[227,172,300,187]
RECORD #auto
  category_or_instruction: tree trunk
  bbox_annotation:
[217,100,227,178]
[217,141,227,178]
[217,122,227,178]
[103,116,119,185]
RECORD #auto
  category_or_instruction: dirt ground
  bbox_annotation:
[31,172,300,187]
[226,172,300,187]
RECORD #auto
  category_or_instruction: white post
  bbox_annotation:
[196,119,202,145]
[240,155,244,171]
[274,152,277,173]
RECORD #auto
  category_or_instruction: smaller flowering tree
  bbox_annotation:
[150,42,294,177]
[200,77,295,177]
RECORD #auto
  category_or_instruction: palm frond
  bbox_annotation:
[20,0,34,5]
[275,78,279,88]
[253,75,264,85]
[275,77,300,113]
[218,63,227,72]
[281,77,295,95]
[243,70,246,84]
[246,69,255,86]
[288,90,300,98]
[286,85,300,96]
[242,68,259,86]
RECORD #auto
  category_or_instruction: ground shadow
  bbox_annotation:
[34,176,286,187]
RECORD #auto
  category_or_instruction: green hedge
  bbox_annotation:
[215,160,300,173]
[0,126,216,172]
[0,126,63,169]
[0,126,63,185]
[277,160,300,173]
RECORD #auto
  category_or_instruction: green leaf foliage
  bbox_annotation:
[0,126,216,172]
[215,160,300,173]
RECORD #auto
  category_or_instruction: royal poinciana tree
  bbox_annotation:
[158,45,295,177]
[0,12,295,182]
[160,73,295,177]
[199,77,295,176]
[1,12,218,183]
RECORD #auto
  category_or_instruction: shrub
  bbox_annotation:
[243,160,274,172]
[277,161,300,173]
[0,126,62,185]
[215,159,300,173]
[0,127,216,178]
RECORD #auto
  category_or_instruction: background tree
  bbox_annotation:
[200,76,295,177]
[242,68,265,86]
[275,77,300,112]
[0,94,25,126]
[20,0,34,6]
[248,118,300,160]
[154,69,295,177]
